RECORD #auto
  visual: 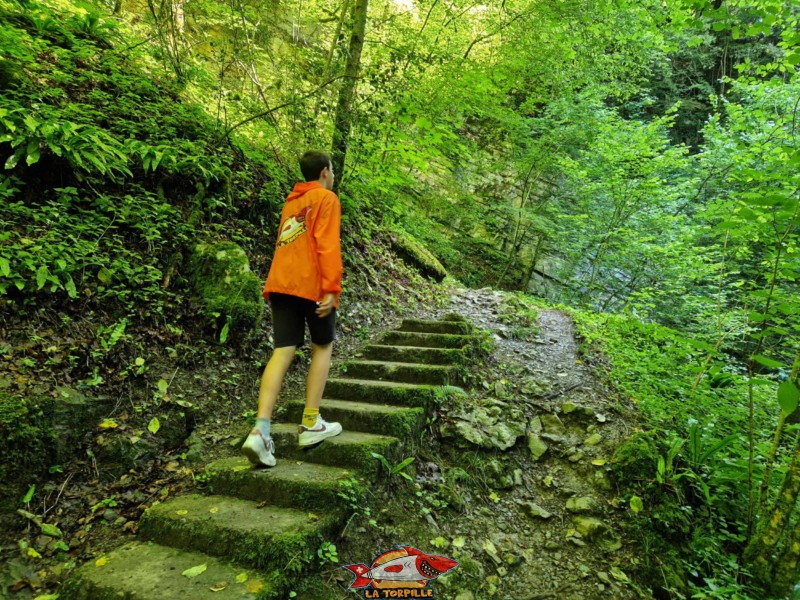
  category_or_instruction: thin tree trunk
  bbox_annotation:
[523,237,544,290]
[330,0,368,193]
[773,518,800,594]
[315,0,352,114]
[745,434,800,586]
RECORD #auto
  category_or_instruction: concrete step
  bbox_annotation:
[341,359,458,385]
[61,541,273,599]
[139,494,339,570]
[398,318,473,335]
[439,313,470,322]
[205,457,355,509]
[381,330,477,349]
[269,423,400,474]
[361,344,465,365]
[285,399,425,438]
[325,377,438,407]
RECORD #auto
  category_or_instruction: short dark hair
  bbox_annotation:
[299,151,331,182]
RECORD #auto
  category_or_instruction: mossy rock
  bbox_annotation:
[440,403,525,450]
[139,494,341,571]
[390,230,447,282]
[187,241,264,331]
[60,541,281,599]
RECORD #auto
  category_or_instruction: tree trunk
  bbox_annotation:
[772,518,800,594]
[330,0,368,193]
[744,434,800,587]
[523,236,545,290]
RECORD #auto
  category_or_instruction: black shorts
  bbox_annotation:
[270,292,336,348]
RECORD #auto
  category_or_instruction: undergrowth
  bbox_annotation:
[571,310,781,599]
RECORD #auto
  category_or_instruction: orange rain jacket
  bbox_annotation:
[263,182,343,307]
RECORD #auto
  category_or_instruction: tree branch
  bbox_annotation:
[462,9,531,59]
[219,76,351,140]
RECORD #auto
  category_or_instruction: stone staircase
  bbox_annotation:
[61,317,476,599]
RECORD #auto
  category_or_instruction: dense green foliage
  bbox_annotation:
[0,0,286,320]
[1,0,800,596]
[574,312,773,597]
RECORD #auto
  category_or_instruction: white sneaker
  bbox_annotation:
[241,429,276,467]
[298,415,342,447]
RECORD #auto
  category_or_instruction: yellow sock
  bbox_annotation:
[302,408,319,428]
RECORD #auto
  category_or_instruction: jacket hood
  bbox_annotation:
[287,181,324,201]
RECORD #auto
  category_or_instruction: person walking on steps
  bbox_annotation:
[242,151,343,468]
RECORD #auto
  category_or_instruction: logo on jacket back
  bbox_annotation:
[277,206,311,248]
[342,546,458,598]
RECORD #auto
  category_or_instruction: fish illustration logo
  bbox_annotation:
[342,546,458,597]
[277,206,311,248]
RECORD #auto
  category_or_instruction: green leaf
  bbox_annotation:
[97,268,113,284]
[5,149,22,169]
[630,495,644,514]
[610,566,630,583]
[64,275,77,299]
[698,434,739,464]
[0,256,10,277]
[182,563,207,578]
[390,456,415,475]
[370,452,391,471]
[219,318,230,344]
[148,417,160,434]
[26,140,40,166]
[22,484,35,504]
[23,114,39,131]
[157,379,169,395]
[778,381,800,416]
[40,523,62,538]
[152,150,164,170]
[36,265,49,290]
[752,355,784,369]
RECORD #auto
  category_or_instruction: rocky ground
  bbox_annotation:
[335,286,644,600]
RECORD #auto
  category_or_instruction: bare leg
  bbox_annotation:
[257,346,296,419]
[305,342,333,410]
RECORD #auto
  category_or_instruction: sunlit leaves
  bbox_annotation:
[778,381,799,416]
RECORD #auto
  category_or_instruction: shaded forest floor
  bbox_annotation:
[0,284,648,599]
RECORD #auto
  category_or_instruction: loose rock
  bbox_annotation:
[584,433,603,446]
[540,413,566,434]
[572,516,605,539]
[527,434,549,460]
[529,416,542,433]
[566,496,601,514]
[522,502,553,520]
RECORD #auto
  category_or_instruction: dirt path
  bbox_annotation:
[424,287,641,600]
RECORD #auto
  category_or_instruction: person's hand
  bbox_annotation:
[316,293,335,317]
